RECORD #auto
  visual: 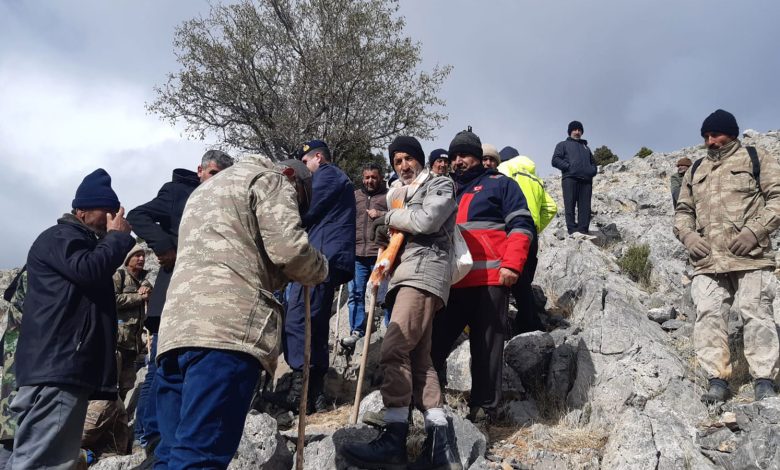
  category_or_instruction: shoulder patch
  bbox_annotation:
[489,174,502,179]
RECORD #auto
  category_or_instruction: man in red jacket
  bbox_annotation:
[431,128,536,424]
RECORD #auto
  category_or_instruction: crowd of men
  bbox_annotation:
[0,109,778,469]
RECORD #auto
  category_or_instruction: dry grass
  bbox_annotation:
[487,417,608,462]
[301,403,352,429]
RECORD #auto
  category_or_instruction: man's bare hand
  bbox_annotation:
[367,209,383,219]
[107,207,131,233]
[157,249,177,271]
[138,285,152,299]
[498,267,520,286]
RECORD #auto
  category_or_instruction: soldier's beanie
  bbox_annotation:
[677,157,693,167]
[499,146,519,162]
[448,128,483,159]
[72,168,120,211]
[701,109,739,138]
[568,120,584,135]
[124,244,145,266]
[482,144,500,163]
[428,148,449,166]
[389,136,425,167]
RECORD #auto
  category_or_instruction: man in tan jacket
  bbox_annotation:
[153,156,328,468]
[674,109,780,403]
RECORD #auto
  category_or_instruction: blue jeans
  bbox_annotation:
[347,256,376,336]
[154,348,260,469]
[135,333,159,446]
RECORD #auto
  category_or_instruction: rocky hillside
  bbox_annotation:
[3,131,780,469]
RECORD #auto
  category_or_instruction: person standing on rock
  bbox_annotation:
[498,153,558,334]
[674,109,780,403]
[430,129,536,424]
[153,157,328,468]
[126,149,233,454]
[670,157,692,207]
[551,120,597,235]
[10,169,135,469]
[429,148,451,177]
[341,136,461,470]
[342,162,388,350]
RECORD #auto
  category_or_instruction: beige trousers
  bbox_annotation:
[691,269,780,380]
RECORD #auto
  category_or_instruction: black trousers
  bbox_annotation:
[511,235,544,334]
[561,177,593,234]
[431,286,508,410]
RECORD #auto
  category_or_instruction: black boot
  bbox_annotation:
[701,378,729,404]
[409,424,462,470]
[341,422,408,470]
[308,369,329,413]
[754,378,777,400]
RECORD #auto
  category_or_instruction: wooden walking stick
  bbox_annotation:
[296,286,312,470]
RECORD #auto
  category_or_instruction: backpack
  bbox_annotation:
[688,146,760,188]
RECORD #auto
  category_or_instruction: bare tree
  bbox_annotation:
[148,0,451,163]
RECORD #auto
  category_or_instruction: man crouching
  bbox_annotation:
[341,136,461,470]
[153,156,328,468]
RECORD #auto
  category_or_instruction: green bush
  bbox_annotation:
[618,243,653,287]
[593,145,618,166]
[635,147,653,158]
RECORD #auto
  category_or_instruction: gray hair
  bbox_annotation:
[202,150,235,169]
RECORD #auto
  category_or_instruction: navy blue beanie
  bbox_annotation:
[701,109,739,137]
[428,148,449,166]
[72,168,120,211]
[499,146,519,162]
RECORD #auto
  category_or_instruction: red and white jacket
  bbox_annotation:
[452,167,535,288]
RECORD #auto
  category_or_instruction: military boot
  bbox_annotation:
[701,378,729,404]
[754,378,777,400]
[341,422,408,470]
[408,424,462,470]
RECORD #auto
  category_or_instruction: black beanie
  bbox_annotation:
[568,121,584,135]
[72,168,120,211]
[499,146,519,162]
[388,136,425,167]
[448,128,482,159]
[428,148,449,166]
[700,109,739,137]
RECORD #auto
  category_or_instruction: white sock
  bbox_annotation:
[424,407,447,427]
[384,406,408,423]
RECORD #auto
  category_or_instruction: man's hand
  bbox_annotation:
[498,267,520,287]
[370,215,390,247]
[106,207,131,234]
[367,209,383,219]
[138,285,152,300]
[682,232,711,259]
[157,249,177,271]
[729,227,759,256]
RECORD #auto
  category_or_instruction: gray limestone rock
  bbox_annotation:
[499,399,539,426]
[228,411,292,469]
[445,339,472,392]
[647,305,677,324]
[661,319,685,331]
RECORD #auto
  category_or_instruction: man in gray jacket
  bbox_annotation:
[342,136,460,470]
[551,120,597,235]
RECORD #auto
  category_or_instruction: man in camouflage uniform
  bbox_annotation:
[674,109,780,403]
[0,268,26,468]
[153,156,328,468]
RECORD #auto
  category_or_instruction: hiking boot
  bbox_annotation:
[340,331,361,350]
[754,378,777,401]
[341,422,408,470]
[408,424,462,470]
[466,406,494,425]
[701,378,729,404]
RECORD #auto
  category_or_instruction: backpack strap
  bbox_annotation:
[687,158,704,190]
[3,265,27,302]
[746,146,760,186]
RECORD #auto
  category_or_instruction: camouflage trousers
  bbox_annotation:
[81,399,129,457]
[691,269,780,380]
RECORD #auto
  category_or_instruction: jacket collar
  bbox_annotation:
[566,137,589,146]
[172,168,200,187]
[453,164,488,186]
[706,139,740,162]
[57,212,100,239]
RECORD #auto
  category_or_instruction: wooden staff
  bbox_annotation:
[296,286,311,470]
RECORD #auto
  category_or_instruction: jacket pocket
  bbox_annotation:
[243,290,283,357]
[729,169,756,194]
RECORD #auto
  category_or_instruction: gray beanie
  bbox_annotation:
[448,127,483,159]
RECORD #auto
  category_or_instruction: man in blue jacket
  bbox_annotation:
[11,169,135,469]
[280,140,356,413]
[126,149,233,453]
[551,121,597,235]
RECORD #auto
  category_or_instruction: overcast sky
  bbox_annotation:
[1,0,779,268]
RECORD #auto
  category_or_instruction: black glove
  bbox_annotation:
[370,215,390,247]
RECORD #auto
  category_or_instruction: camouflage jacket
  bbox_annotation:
[113,268,151,353]
[1,268,27,441]
[157,155,328,373]
[674,141,780,274]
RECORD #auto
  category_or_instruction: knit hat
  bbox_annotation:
[388,136,425,167]
[72,168,120,211]
[428,148,449,166]
[676,157,693,167]
[448,127,482,159]
[124,244,145,266]
[499,146,519,162]
[700,109,739,137]
[568,121,584,135]
[482,144,500,163]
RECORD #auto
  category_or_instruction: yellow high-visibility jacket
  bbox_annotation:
[498,156,558,233]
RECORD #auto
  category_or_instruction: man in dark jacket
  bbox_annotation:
[551,120,597,235]
[281,140,356,412]
[126,149,232,452]
[342,163,388,349]
[670,157,692,207]
[10,169,134,469]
